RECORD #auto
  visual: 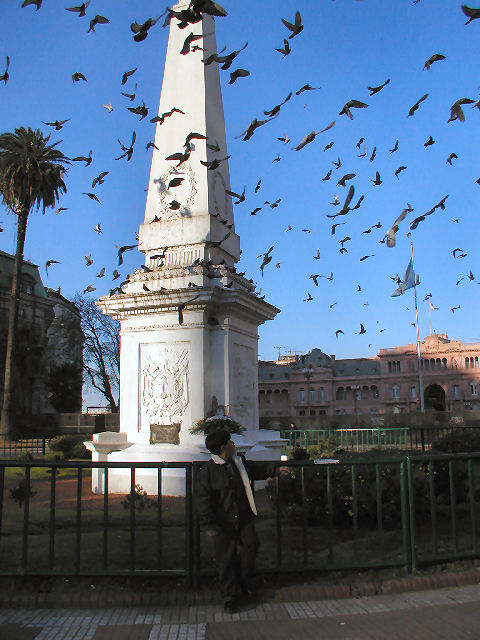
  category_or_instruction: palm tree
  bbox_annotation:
[0,126,71,437]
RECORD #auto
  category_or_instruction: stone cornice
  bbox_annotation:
[98,285,279,325]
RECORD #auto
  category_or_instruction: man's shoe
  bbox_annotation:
[223,600,237,614]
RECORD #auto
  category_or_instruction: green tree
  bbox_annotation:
[0,127,71,437]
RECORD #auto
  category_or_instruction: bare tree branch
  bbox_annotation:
[72,293,119,412]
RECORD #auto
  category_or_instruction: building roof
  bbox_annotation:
[298,348,332,368]
[0,249,47,298]
[334,357,380,377]
[258,363,292,381]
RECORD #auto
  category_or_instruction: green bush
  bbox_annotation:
[267,461,431,528]
[431,428,480,454]
[121,484,156,512]
[428,429,477,503]
[49,435,90,460]
[307,435,337,459]
[43,451,64,462]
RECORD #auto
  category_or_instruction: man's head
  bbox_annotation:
[205,429,235,459]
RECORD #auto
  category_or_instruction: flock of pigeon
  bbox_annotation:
[2,1,480,345]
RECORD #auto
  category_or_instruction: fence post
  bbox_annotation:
[406,457,417,573]
[185,463,194,588]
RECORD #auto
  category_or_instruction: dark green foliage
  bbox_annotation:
[49,434,89,459]
[9,478,37,507]
[48,363,83,413]
[190,416,244,435]
[290,447,309,460]
[121,484,156,512]
[431,428,480,454]
[268,462,430,527]
[428,429,477,504]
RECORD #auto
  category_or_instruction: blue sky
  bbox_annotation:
[1,0,479,367]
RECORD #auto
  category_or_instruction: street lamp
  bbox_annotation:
[351,385,360,424]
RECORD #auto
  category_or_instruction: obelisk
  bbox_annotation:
[91,2,283,495]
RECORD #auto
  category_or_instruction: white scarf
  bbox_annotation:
[211,454,257,516]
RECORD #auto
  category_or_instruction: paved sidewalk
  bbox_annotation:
[1,583,480,639]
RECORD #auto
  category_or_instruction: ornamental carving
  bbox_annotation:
[155,162,197,219]
[141,344,190,425]
[232,344,255,425]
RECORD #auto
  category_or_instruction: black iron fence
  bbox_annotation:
[0,437,49,458]
[1,454,480,583]
[282,425,480,452]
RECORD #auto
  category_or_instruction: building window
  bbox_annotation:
[309,388,315,403]
[310,409,316,416]
[318,387,325,402]
[442,358,447,368]
[466,358,470,369]
[299,388,305,403]
[453,385,460,398]
[371,385,379,399]
[392,384,400,399]
[471,382,478,397]
[436,358,441,370]
[336,387,346,401]
[299,410,305,416]
[409,386,416,399]
[476,357,479,369]
[388,361,401,373]
[319,409,326,415]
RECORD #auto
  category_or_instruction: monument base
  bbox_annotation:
[85,430,287,497]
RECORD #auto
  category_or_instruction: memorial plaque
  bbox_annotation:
[150,423,181,445]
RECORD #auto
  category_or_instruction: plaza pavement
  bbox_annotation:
[1,574,480,639]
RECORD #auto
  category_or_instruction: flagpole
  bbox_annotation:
[411,242,424,412]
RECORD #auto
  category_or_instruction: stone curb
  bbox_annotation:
[1,568,480,609]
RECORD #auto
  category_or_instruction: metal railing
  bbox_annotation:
[0,460,193,580]
[0,437,49,458]
[1,454,479,582]
[282,426,480,452]
[282,428,409,451]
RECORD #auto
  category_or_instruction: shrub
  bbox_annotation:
[267,460,431,528]
[431,428,480,454]
[287,446,309,460]
[9,479,37,507]
[307,435,337,459]
[121,484,155,512]
[428,429,477,503]
[49,435,90,460]
[190,415,244,435]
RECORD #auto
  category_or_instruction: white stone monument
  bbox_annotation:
[86,3,285,495]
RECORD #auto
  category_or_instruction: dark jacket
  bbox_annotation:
[195,454,277,537]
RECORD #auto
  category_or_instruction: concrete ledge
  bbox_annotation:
[1,568,480,609]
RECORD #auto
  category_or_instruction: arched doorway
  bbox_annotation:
[424,384,446,411]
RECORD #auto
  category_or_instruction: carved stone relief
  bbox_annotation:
[140,343,190,428]
[155,162,197,219]
[232,343,255,426]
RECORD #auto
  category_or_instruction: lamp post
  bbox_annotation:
[351,384,360,425]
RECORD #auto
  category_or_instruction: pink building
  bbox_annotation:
[258,334,480,428]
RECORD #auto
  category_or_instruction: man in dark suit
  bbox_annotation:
[195,429,279,613]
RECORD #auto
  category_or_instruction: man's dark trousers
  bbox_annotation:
[211,519,259,603]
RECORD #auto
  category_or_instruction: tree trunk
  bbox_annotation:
[1,208,29,438]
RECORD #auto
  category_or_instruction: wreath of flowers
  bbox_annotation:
[190,414,245,435]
